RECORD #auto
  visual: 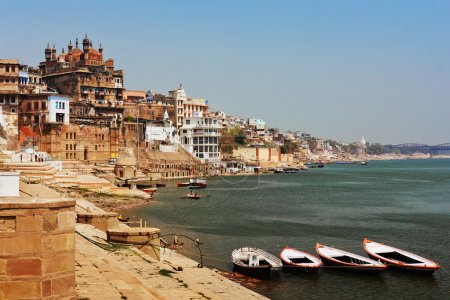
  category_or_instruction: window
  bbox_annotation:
[73,133,76,139]
[186,120,190,125]
[11,108,16,113]
[66,144,69,150]
[62,102,65,109]
[66,153,69,159]
[27,102,31,110]
[66,133,69,139]
[42,102,46,110]
[95,145,98,150]
[34,102,39,110]
[6,66,9,72]
[10,96,16,104]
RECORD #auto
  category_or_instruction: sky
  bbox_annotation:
[1,0,449,145]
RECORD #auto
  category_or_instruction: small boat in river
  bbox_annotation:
[177,182,190,187]
[189,178,207,188]
[363,238,440,273]
[156,183,166,187]
[279,246,322,271]
[142,187,157,193]
[316,243,386,272]
[232,247,283,279]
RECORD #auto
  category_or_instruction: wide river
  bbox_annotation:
[122,159,450,299]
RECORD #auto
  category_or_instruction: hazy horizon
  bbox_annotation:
[2,0,449,145]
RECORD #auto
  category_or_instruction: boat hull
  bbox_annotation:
[365,253,437,273]
[177,182,190,187]
[233,263,280,279]
[318,255,385,272]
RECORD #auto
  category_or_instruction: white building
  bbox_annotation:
[47,95,69,124]
[180,111,221,162]
[145,110,178,144]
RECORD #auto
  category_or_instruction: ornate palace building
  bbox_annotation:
[39,35,124,111]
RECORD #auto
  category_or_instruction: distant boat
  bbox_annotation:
[187,193,200,199]
[176,182,190,187]
[189,178,207,188]
[232,247,283,279]
[361,161,368,166]
[279,246,322,271]
[274,168,284,173]
[316,243,386,272]
[363,238,440,273]
[156,183,166,187]
[142,187,157,194]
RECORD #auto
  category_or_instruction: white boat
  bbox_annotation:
[189,178,207,188]
[363,238,440,273]
[279,246,322,271]
[316,243,386,271]
[232,247,283,278]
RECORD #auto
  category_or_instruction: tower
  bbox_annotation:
[44,43,52,61]
[51,44,56,60]
[82,34,90,52]
[68,40,73,51]
[99,43,103,54]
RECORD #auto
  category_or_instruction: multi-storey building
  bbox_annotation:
[179,111,221,162]
[39,35,124,110]
[168,84,209,128]
[0,59,20,150]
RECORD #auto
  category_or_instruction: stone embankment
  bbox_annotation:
[75,217,267,300]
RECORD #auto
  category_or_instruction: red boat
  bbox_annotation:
[142,187,157,193]
[176,182,190,187]
[363,238,440,273]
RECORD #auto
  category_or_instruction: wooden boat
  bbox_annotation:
[363,238,440,273]
[176,182,190,187]
[136,182,153,188]
[316,243,386,272]
[142,187,157,193]
[189,178,207,188]
[156,183,166,187]
[187,193,200,199]
[361,161,368,166]
[279,246,322,271]
[232,247,283,279]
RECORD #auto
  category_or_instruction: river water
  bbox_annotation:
[122,159,450,299]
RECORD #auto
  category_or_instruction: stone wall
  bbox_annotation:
[0,198,76,299]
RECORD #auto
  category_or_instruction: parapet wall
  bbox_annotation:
[0,197,76,299]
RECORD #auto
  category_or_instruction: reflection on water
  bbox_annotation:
[123,159,450,299]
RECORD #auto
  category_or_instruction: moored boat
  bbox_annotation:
[279,246,322,271]
[232,247,283,279]
[363,238,440,273]
[189,178,207,188]
[316,243,386,272]
[176,182,190,187]
[361,161,368,165]
[156,183,166,187]
[142,187,157,193]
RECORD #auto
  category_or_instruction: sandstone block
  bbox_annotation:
[6,257,41,276]
[51,274,75,297]
[0,281,41,299]
[0,233,42,257]
[51,233,75,252]
[0,216,16,232]
[58,212,76,230]
[42,279,51,297]
[16,214,43,232]
[0,259,6,275]
[43,213,58,231]
[42,252,74,275]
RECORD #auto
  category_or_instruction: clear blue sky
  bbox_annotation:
[2,0,449,145]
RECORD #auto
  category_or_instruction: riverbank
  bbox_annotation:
[75,222,267,300]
